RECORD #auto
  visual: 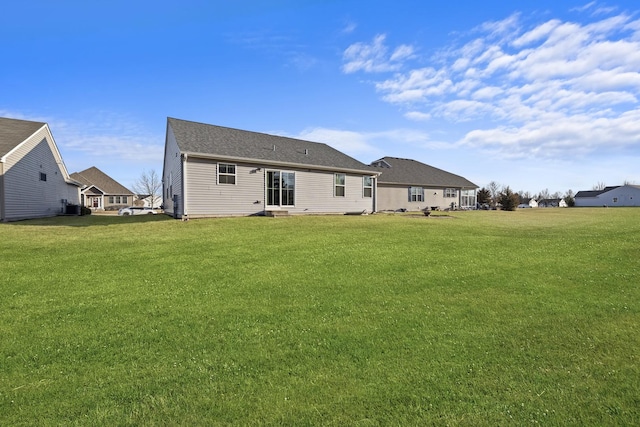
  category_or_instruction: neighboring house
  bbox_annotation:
[163,117,378,218]
[70,166,135,211]
[518,198,538,208]
[371,157,478,211]
[537,198,567,208]
[136,194,162,209]
[0,117,80,222]
[575,185,640,207]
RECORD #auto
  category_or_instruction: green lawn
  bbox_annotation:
[1,209,638,425]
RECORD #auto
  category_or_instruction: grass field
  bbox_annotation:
[1,209,638,425]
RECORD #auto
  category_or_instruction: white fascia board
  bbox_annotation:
[182,151,380,176]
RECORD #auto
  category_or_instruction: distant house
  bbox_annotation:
[70,166,135,211]
[370,157,478,211]
[575,185,640,207]
[162,117,378,218]
[518,198,538,208]
[0,117,80,222]
[538,198,567,208]
[136,194,162,209]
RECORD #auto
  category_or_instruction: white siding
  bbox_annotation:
[2,126,79,221]
[162,126,183,217]
[575,186,640,207]
[183,157,375,217]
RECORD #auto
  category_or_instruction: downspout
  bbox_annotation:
[182,153,188,219]
[0,161,5,221]
[372,176,377,213]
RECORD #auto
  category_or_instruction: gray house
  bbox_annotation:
[70,166,135,211]
[0,117,80,222]
[162,117,378,218]
[575,185,640,207]
[371,157,477,211]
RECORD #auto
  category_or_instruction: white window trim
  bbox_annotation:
[363,176,373,198]
[266,170,296,207]
[444,188,457,198]
[217,163,237,185]
[335,173,346,197]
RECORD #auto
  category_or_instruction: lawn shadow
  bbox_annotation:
[4,213,174,227]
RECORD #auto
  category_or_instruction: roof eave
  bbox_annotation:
[182,151,380,176]
[378,180,478,189]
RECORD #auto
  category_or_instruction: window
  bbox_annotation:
[613,197,618,203]
[39,172,47,181]
[109,196,115,204]
[363,176,373,198]
[460,189,476,209]
[444,188,457,198]
[267,170,295,206]
[409,186,424,202]
[115,196,121,204]
[218,163,236,185]
[335,173,346,197]
[122,196,128,204]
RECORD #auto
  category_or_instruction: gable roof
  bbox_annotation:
[70,167,134,195]
[372,157,477,189]
[0,117,46,159]
[167,117,374,174]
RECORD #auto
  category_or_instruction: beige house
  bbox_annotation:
[163,117,378,218]
[0,117,80,222]
[371,157,477,211]
[70,166,135,211]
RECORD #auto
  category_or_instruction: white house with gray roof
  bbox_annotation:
[0,117,80,221]
[371,157,478,211]
[575,185,640,207]
[162,117,379,218]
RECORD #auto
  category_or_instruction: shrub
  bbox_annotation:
[499,186,519,211]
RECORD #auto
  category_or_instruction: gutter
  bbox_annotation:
[182,151,381,176]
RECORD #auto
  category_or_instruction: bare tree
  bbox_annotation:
[593,181,606,191]
[132,169,162,208]
[487,181,500,207]
[538,188,550,201]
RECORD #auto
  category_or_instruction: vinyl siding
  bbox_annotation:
[575,186,640,207]
[377,184,460,211]
[2,127,79,221]
[183,157,375,217]
[162,126,183,217]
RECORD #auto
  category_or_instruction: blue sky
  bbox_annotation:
[2,0,640,195]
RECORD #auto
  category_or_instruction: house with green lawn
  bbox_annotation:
[0,117,80,222]
[70,166,135,211]
[575,185,640,207]
[371,157,478,211]
[162,117,379,218]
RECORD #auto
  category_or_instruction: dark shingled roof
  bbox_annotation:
[372,157,477,188]
[70,166,134,195]
[168,117,373,173]
[0,117,46,158]
[575,186,620,198]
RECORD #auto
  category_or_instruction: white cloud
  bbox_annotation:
[295,128,379,156]
[342,8,640,161]
[405,111,431,121]
[342,34,415,74]
[291,127,435,158]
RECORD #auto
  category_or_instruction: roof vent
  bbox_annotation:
[273,145,276,151]
[304,149,309,155]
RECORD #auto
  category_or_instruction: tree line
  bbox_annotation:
[476,181,577,211]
